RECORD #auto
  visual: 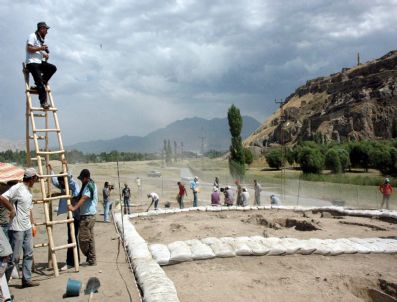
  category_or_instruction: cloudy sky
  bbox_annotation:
[0,0,396,145]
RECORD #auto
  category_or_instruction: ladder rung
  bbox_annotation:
[37,150,65,155]
[43,194,71,202]
[39,172,68,178]
[26,88,51,94]
[29,107,57,112]
[34,243,49,248]
[29,135,45,140]
[35,218,74,226]
[33,113,46,117]
[52,242,76,252]
[33,200,46,205]
[34,128,60,132]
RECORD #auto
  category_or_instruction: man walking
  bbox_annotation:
[190,177,199,207]
[379,178,393,209]
[1,168,39,287]
[48,162,80,271]
[68,169,98,266]
[254,179,262,206]
[122,184,131,215]
[235,180,242,206]
[26,22,57,109]
[177,182,187,209]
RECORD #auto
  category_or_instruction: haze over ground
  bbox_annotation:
[0,0,396,144]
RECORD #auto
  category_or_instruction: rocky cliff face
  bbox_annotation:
[245,51,397,150]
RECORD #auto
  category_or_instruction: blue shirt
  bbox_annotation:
[190,180,199,193]
[51,171,80,217]
[80,180,98,216]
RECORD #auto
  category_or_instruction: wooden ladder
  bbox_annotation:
[23,63,79,277]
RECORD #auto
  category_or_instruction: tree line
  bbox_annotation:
[0,149,156,165]
[265,139,397,176]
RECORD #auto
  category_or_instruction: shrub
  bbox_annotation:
[298,146,325,174]
[244,148,253,165]
[325,149,342,173]
[265,149,283,170]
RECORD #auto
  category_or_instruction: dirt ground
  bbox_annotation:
[133,209,397,302]
[7,206,141,302]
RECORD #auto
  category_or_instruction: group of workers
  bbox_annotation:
[0,165,98,301]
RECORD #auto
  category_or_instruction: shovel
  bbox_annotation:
[85,277,100,302]
[146,199,154,212]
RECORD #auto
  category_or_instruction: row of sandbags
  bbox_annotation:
[114,214,180,302]
[149,236,397,266]
[129,205,397,220]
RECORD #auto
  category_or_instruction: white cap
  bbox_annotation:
[213,186,218,192]
[194,176,199,181]
[24,167,37,178]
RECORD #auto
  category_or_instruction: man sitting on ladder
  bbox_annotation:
[26,21,57,110]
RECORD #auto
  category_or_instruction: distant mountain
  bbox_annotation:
[67,116,261,153]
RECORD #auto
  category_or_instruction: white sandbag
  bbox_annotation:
[363,238,386,253]
[221,206,231,211]
[247,236,269,255]
[168,241,192,263]
[236,206,245,211]
[197,206,207,212]
[279,238,302,254]
[128,242,152,260]
[149,244,171,266]
[220,237,252,256]
[201,237,235,258]
[257,206,266,210]
[250,206,259,210]
[310,239,330,255]
[334,238,358,254]
[186,239,215,260]
[381,238,397,253]
[344,238,371,254]
[296,239,317,255]
[229,206,237,210]
[322,239,345,255]
[349,238,384,253]
[260,237,287,255]
[371,238,395,254]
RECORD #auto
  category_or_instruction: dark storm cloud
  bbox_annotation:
[0,0,396,144]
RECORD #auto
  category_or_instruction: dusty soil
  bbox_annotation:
[133,209,397,302]
[7,206,141,302]
[133,209,397,244]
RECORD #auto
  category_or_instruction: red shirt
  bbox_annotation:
[178,184,187,196]
[379,183,393,196]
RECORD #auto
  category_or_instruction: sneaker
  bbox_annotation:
[22,280,40,288]
[41,102,50,109]
[60,264,73,271]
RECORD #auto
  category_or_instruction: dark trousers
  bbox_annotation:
[66,217,80,266]
[123,198,130,214]
[26,62,57,104]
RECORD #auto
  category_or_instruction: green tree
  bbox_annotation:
[349,141,372,172]
[244,148,253,165]
[325,149,342,173]
[228,105,245,180]
[265,149,283,170]
[298,146,325,174]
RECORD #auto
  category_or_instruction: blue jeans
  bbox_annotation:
[193,192,198,207]
[6,229,34,283]
[103,200,111,222]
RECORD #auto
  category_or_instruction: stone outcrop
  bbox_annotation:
[245,51,397,149]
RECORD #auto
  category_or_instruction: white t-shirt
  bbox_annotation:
[26,32,45,64]
[2,183,33,231]
[148,192,159,201]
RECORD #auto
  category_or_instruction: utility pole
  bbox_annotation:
[357,52,361,66]
[180,142,184,163]
[275,98,286,203]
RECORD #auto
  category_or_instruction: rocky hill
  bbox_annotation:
[245,51,397,151]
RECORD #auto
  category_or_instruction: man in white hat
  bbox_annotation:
[0,168,39,287]
[379,178,393,209]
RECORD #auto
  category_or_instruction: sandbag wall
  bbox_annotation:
[128,205,397,220]
[114,213,180,302]
[149,236,397,266]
